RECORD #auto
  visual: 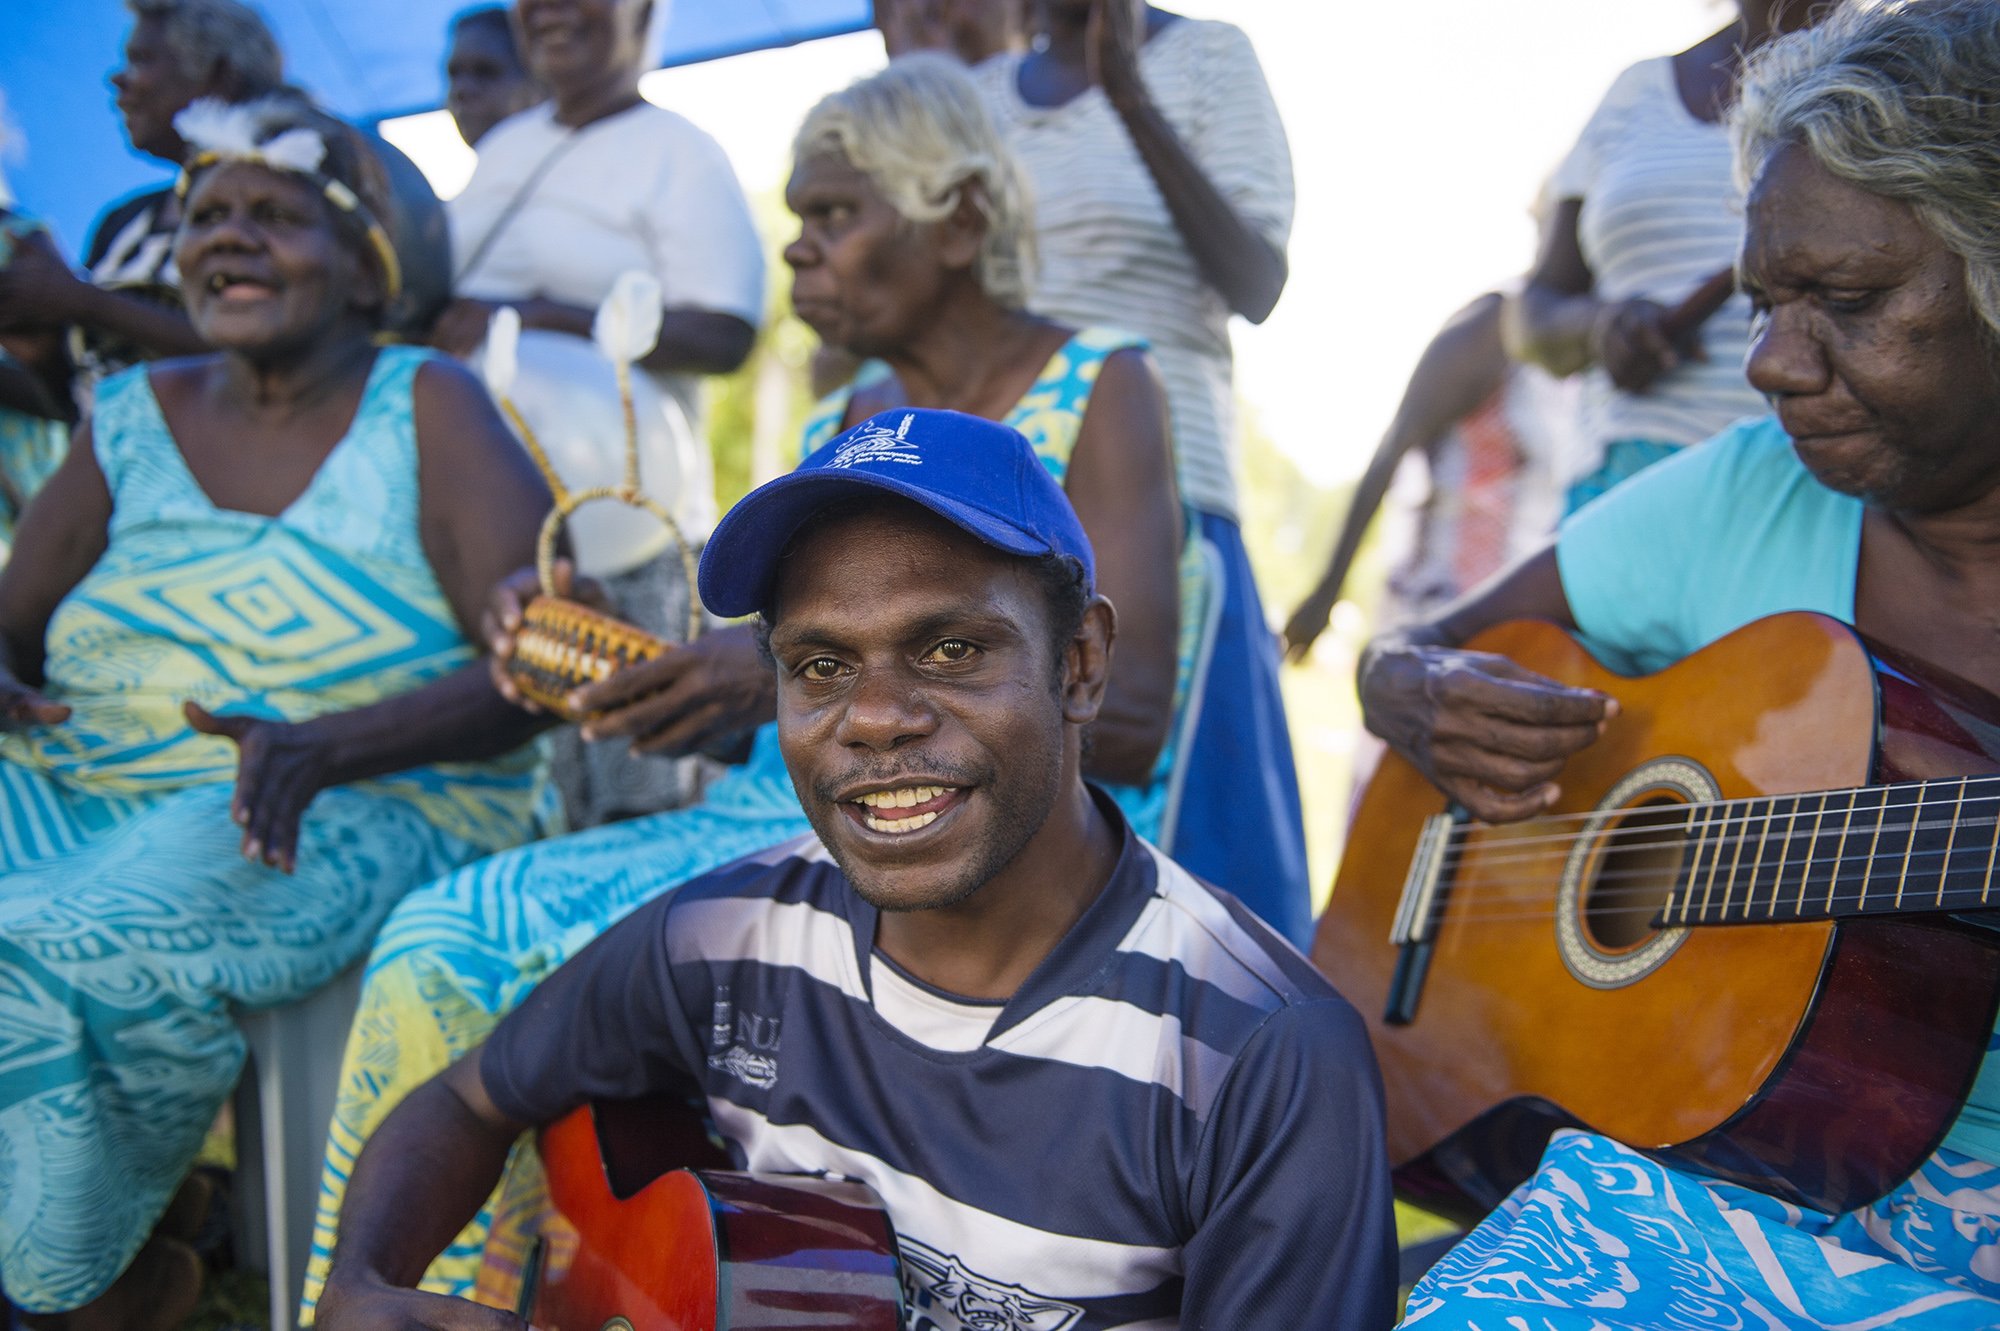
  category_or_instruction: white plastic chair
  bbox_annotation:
[231,964,362,1331]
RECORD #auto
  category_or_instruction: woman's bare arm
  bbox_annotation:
[1093,3,1288,322]
[0,421,112,690]
[1283,294,1510,660]
[1064,347,1181,785]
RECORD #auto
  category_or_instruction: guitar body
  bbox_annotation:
[533,1099,904,1331]
[1313,613,2000,1217]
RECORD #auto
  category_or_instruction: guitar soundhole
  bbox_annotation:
[1584,800,1691,951]
[1555,757,1711,989]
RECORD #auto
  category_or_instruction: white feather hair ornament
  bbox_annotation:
[592,269,664,368]
[174,98,329,176]
[483,305,523,402]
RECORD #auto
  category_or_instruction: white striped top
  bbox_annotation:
[484,803,1395,1328]
[1553,57,1767,473]
[974,20,1294,522]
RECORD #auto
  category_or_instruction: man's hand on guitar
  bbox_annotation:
[315,1269,526,1331]
[1360,641,1617,823]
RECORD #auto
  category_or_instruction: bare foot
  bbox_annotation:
[18,1236,202,1331]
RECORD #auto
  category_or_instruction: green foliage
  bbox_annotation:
[1235,404,1355,620]
[704,188,825,513]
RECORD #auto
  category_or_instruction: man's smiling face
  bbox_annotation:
[768,499,1073,914]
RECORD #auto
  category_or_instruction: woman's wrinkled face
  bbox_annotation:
[111,17,210,161]
[513,0,647,97]
[784,153,953,359]
[1742,143,2000,514]
[176,162,375,354]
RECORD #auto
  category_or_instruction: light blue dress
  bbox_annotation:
[1407,416,2000,1328]
[0,346,541,1313]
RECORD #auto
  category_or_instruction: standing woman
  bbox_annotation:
[1511,0,1820,511]
[430,0,766,828]
[0,101,549,1330]
[974,0,1308,943]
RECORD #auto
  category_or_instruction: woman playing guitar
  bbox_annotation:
[1344,3,2000,1325]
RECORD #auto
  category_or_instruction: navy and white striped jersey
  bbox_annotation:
[483,805,1395,1330]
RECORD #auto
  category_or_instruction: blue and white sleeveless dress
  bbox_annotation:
[0,346,541,1313]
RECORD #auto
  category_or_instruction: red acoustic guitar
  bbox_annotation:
[1313,613,2000,1220]
[528,1096,904,1331]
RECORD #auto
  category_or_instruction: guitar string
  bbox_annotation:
[1421,786,2000,868]
[1417,818,1997,900]
[1399,771,2000,840]
[1393,812,2000,919]
[1408,852,2000,923]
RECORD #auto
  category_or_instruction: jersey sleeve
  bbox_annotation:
[1183,22,1295,250]
[640,121,767,327]
[479,889,704,1123]
[1180,999,1398,1330]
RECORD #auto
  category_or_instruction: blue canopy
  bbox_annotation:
[3,0,870,257]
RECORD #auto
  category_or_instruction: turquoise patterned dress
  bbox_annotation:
[299,327,1214,1315]
[0,346,541,1313]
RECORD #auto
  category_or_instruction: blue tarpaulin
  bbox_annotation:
[2,0,870,256]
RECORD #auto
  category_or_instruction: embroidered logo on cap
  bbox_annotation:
[826,413,922,469]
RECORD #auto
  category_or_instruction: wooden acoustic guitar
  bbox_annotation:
[527,1096,905,1331]
[1313,613,2000,1220]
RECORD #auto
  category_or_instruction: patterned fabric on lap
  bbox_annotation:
[1405,1130,2000,1329]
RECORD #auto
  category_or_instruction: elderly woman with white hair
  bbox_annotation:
[298,52,1186,1316]
[1351,2,2000,1324]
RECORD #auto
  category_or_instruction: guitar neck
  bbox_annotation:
[1661,774,2000,927]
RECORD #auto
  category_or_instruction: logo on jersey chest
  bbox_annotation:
[706,984,780,1090]
[899,1237,1084,1331]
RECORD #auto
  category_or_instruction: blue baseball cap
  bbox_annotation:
[698,408,1096,618]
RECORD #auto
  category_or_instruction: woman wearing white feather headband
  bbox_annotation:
[0,100,551,1331]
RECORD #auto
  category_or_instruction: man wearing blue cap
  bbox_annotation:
[316,410,1396,1331]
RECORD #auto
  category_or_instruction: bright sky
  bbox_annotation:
[383,0,1732,485]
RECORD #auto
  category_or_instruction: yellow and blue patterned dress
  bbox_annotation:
[299,327,1216,1317]
[0,346,542,1314]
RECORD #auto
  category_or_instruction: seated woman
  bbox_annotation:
[1354,3,2000,1323]
[299,53,1187,1315]
[0,100,548,1331]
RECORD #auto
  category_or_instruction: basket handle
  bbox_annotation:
[535,486,702,643]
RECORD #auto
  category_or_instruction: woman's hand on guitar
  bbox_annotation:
[482,560,610,710]
[1360,640,1617,823]
[316,1268,529,1331]
[570,622,775,758]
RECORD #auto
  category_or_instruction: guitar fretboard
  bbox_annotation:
[1659,774,2000,926]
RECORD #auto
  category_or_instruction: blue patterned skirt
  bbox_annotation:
[0,764,473,1313]
[1405,1130,2000,1329]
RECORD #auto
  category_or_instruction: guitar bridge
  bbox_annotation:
[1384,810,1463,1025]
